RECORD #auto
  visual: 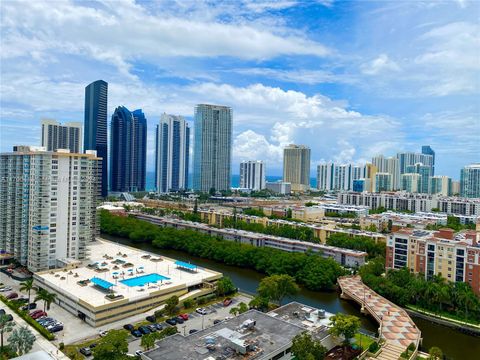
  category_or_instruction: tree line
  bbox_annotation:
[360,258,480,323]
[326,233,386,260]
[100,211,345,291]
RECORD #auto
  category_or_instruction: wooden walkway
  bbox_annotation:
[338,276,421,360]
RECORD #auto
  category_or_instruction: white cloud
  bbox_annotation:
[361,54,401,75]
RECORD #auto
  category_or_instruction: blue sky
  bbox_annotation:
[1,0,479,179]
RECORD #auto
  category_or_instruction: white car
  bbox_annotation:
[98,330,108,337]
[0,287,12,292]
[195,308,207,315]
[135,350,143,356]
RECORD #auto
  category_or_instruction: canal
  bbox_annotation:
[105,235,479,359]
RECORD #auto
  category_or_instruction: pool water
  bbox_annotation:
[120,273,170,287]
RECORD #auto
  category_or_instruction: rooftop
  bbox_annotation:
[34,240,221,308]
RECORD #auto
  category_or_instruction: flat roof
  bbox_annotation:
[34,240,221,308]
[144,310,305,360]
[175,260,197,270]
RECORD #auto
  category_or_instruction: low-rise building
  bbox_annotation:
[265,181,291,195]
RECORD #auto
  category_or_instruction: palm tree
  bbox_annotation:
[0,314,14,349]
[8,326,36,356]
[34,289,57,311]
[19,279,34,306]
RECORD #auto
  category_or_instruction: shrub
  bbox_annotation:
[59,342,64,350]
[368,342,379,353]
[183,299,195,309]
[154,309,164,319]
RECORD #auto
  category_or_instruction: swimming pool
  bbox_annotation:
[120,273,170,287]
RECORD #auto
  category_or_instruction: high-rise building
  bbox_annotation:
[406,163,431,193]
[265,181,291,195]
[363,163,378,192]
[397,152,433,176]
[155,113,190,193]
[421,145,435,175]
[0,146,101,272]
[451,180,461,195]
[110,106,147,193]
[317,163,361,192]
[401,173,421,193]
[283,145,311,192]
[84,80,108,197]
[430,176,452,196]
[375,172,393,192]
[193,104,232,192]
[41,119,82,153]
[460,164,480,198]
[239,160,266,191]
[372,155,400,190]
[317,163,334,191]
[353,178,369,192]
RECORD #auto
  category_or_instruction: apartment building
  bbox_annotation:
[386,228,480,295]
[0,146,101,272]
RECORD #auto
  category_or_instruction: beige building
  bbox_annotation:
[283,144,311,192]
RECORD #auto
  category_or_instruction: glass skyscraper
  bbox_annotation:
[406,163,431,194]
[460,164,480,198]
[422,145,435,175]
[193,104,232,192]
[84,80,108,197]
[110,106,147,192]
[155,113,190,193]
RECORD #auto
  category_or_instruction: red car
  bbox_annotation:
[30,310,47,319]
[223,298,233,307]
[6,292,18,299]
[178,313,189,320]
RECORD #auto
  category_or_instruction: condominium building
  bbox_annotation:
[0,146,101,272]
[430,176,452,196]
[406,163,431,193]
[193,104,232,192]
[421,145,435,175]
[452,180,461,196]
[363,163,377,192]
[372,155,400,190]
[338,192,480,216]
[239,160,266,191]
[155,114,190,193]
[110,106,147,192]
[397,152,434,176]
[401,173,421,193]
[460,164,480,198]
[283,145,310,192]
[386,228,480,295]
[84,80,108,197]
[41,119,82,153]
[375,172,393,192]
[265,181,291,195]
[317,163,361,192]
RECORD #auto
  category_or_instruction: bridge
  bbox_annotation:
[338,276,421,360]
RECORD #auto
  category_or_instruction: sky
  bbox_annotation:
[0,0,479,179]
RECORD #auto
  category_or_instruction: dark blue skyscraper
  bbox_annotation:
[110,106,147,192]
[421,145,435,175]
[84,80,108,197]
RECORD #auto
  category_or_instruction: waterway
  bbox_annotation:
[104,235,479,360]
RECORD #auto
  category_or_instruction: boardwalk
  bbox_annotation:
[338,276,421,360]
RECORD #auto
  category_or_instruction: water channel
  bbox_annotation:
[104,235,479,360]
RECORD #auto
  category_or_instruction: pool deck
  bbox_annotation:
[34,239,221,307]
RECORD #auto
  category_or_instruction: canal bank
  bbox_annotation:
[103,235,479,360]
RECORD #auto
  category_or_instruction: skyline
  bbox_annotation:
[1,0,479,178]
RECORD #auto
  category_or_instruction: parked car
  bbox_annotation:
[213,319,221,325]
[147,324,157,332]
[46,321,63,330]
[5,314,13,322]
[131,329,142,338]
[37,317,54,325]
[6,292,18,299]
[196,308,207,315]
[175,317,184,324]
[165,318,177,326]
[42,320,59,328]
[189,329,198,334]
[89,343,97,349]
[98,330,108,337]
[49,324,63,333]
[123,324,134,331]
[138,326,151,335]
[0,286,12,292]
[22,303,37,311]
[178,313,189,320]
[135,350,143,356]
[153,323,163,331]
[14,297,29,303]
[79,347,92,356]
[223,298,233,307]
[30,310,47,319]
[146,315,156,323]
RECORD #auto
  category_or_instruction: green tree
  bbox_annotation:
[183,298,195,309]
[258,274,299,304]
[34,288,57,311]
[328,313,361,345]
[141,333,156,350]
[229,307,239,316]
[216,277,236,297]
[19,279,34,307]
[249,296,269,311]
[238,302,249,314]
[428,346,443,360]
[92,330,129,360]
[0,314,14,349]
[7,326,36,356]
[291,332,327,360]
[165,295,179,315]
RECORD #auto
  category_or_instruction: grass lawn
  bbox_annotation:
[406,304,480,327]
[354,333,375,350]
